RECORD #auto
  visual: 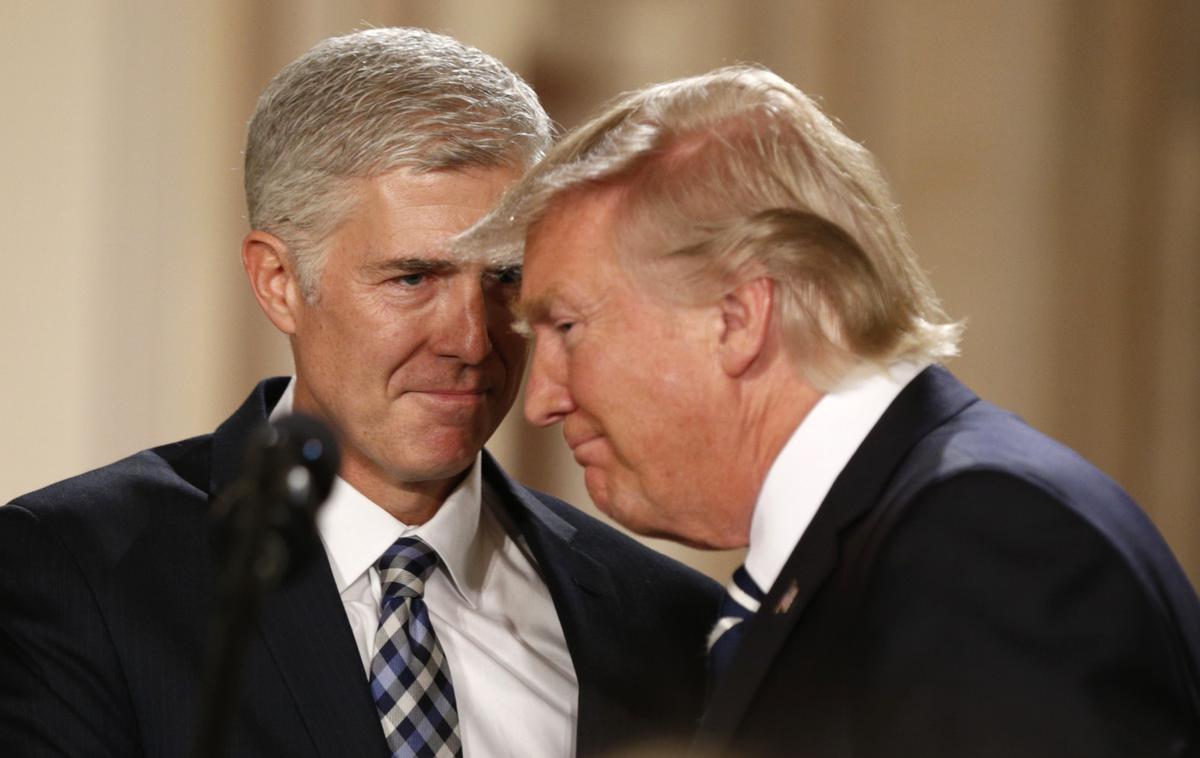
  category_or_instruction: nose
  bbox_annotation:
[434,277,492,364]
[524,336,575,426]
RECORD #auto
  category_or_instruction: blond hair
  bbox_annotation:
[463,65,960,389]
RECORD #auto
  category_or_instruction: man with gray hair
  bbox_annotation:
[0,29,719,757]
[463,65,1200,756]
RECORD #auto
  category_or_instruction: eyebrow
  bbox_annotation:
[363,257,522,276]
[361,257,458,278]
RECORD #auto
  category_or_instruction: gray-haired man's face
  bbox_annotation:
[288,166,527,502]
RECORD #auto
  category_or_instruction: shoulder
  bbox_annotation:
[527,485,722,600]
[15,433,212,508]
[874,397,1200,636]
[4,433,214,569]
[480,451,722,605]
[888,401,1191,594]
[0,437,216,758]
[846,387,1200,699]
[13,376,291,526]
[0,372,292,575]
[872,469,1142,587]
[840,467,1200,751]
[854,430,1200,708]
[10,432,212,511]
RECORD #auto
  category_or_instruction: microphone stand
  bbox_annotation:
[190,417,335,758]
[191,483,292,758]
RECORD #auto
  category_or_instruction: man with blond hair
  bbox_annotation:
[463,65,1200,756]
[0,29,720,757]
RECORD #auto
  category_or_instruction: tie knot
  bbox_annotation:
[708,565,766,653]
[377,537,439,602]
[723,565,766,615]
[707,565,768,693]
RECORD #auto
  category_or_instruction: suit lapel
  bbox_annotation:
[208,377,289,497]
[697,367,978,750]
[208,378,388,757]
[480,454,624,758]
[254,556,390,757]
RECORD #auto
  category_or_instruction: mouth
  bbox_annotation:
[566,434,606,466]
[409,388,490,405]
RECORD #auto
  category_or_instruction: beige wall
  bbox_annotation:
[3,0,1197,585]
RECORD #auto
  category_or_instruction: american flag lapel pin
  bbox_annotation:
[774,579,800,614]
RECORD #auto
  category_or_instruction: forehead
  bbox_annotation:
[526,187,626,268]
[339,166,521,263]
[520,187,633,318]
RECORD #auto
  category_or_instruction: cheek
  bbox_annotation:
[632,346,695,410]
[294,314,355,385]
[621,365,715,482]
[311,301,393,365]
[598,438,695,536]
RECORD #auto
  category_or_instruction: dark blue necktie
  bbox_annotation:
[707,565,766,689]
[369,537,463,758]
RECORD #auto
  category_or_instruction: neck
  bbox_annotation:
[685,365,821,550]
[732,369,824,527]
[339,452,468,525]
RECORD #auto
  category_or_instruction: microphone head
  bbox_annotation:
[252,413,341,510]
[211,413,341,585]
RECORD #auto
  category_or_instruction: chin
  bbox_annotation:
[410,455,478,483]
[585,481,648,534]
[633,518,732,550]
[386,445,480,485]
[591,486,687,544]
[593,481,743,551]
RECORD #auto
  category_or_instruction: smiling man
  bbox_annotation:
[0,29,719,758]
[462,66,1200,756]
[249,166,526,524]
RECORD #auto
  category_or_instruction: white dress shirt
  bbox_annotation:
[743,362,928,594]
[272,379,578,757]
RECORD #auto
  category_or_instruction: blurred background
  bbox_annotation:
[2,0,1197,585]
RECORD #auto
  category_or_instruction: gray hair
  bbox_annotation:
[245,27,552,297]
[462,65,961,390]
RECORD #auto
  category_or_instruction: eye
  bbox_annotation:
[393,273,426,287]
[488,266,523,287]
[555,321,575,334]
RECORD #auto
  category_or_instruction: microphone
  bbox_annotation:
[242,412,340,511]
[211,413,341,585]
[195,413,340,758]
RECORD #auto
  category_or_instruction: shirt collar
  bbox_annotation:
[743,362,928,593]
[269,377,485,609]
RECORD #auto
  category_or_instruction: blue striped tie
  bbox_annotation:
[707,565,766,688]
[369,537,463,758]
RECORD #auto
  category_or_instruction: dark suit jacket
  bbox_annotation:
[0,378,721,757]
[698,366,1200,757]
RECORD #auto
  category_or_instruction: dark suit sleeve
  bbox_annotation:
[851,472,1197,758]
[0,502,139,757]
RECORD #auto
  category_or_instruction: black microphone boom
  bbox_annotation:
[193,413,341,758]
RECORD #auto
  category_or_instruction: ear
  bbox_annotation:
[241,230,304,335]
[717,276,774,377]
